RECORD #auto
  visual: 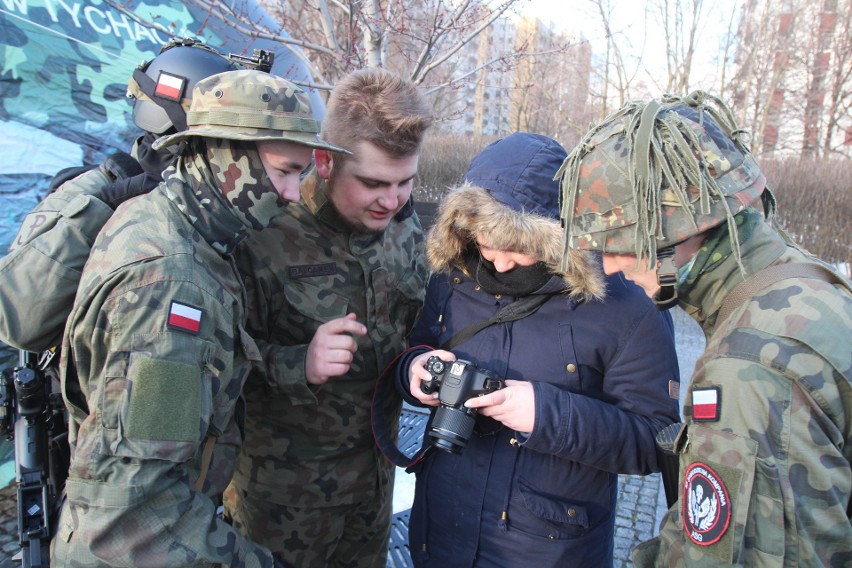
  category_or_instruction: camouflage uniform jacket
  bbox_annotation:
[0,166,114,352]
[52,174,279,567]
[232,170,428,508]
[0,135,167,353]
[633,220,852,567]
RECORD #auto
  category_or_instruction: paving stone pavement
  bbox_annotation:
[0,485,18,568]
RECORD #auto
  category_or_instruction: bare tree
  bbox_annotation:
[586,0,638,117]
[190,0,540,89]
[726,0,798,157]
[652,0,704,94]
[821,0,852,157]
[249,0,588,134]
[511,18,594,143]
[723,0,852,159]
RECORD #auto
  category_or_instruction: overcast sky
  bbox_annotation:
[516,0,739,93]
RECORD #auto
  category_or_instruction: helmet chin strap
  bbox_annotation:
[653,246,678,310]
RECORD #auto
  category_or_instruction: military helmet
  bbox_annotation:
[128,38,240,135]
[152,70,350,153]
[558,90,766,268]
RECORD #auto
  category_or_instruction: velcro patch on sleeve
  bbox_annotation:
[683,462,732,547]
[126,357,201,442]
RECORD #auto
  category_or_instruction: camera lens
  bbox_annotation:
[428,406,476,454]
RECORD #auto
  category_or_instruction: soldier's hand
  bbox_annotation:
[465,380,535,434]
[305,313,367,385]
[408,350,455,407]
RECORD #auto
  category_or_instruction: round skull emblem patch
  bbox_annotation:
[682,462,731,546]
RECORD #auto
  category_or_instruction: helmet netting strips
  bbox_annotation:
[558,91,748,275]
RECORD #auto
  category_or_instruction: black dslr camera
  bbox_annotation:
[421,356,505,454]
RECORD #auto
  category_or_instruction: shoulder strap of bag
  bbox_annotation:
[440,293,554,351]
[718,262,850,326]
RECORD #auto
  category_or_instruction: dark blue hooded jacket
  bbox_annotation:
[395,133,680,567]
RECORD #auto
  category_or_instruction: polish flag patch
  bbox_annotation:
[168,301,202,334]
[154,71,186,101]
[692,387,720,421]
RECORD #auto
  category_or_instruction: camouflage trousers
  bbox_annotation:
[223,482,392,568]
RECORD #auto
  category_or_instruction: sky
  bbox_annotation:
[513,0,739,93]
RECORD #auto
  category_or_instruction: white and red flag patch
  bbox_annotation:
[692,387,720,421]
[168,301,202,334]
[154,71,185,101]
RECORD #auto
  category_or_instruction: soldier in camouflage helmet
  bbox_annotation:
[222,67,432,568]
[50,69,346,568]
[559,90,852,566]
[0,38,248,354]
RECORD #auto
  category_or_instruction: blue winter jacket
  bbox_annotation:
[394,133,681,567]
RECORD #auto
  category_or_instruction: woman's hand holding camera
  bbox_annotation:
[408,350,455,407]
[465,380,535,434]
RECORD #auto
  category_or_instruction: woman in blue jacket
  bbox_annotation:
[395,132,681,567]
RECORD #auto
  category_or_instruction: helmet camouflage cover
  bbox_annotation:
[558,90,766,271]
[153,69,349,153]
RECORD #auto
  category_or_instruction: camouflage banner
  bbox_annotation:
[0,0,323,244]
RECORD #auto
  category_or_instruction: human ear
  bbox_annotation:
[315,149,333,180]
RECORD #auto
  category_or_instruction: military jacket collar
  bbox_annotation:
[160,177,247,255]
[301,171,350,234]
[677,222,788,336]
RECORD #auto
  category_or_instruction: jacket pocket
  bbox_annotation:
[387,264,427,337]
[112,332,215,463]
[556,323,584,392]
[281,278,349,337]
[510,477,590,540]
[61,477,167,565]
[680,424,784,562]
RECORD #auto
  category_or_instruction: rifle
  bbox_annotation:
[0,350,69,568]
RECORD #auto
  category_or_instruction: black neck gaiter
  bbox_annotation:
[464,248,553,296]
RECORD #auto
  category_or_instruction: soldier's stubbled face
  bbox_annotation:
[317,141,419,234]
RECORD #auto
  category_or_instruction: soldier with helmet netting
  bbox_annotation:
[559,90,852,566]
[45,69,348,567]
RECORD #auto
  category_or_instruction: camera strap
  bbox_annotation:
[441,293,554,351]
[371,345,437,470]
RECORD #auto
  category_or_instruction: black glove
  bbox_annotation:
[97,172,161,209]
[272,554,294,568]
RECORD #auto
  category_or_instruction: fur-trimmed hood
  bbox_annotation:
[426,133,604,301]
